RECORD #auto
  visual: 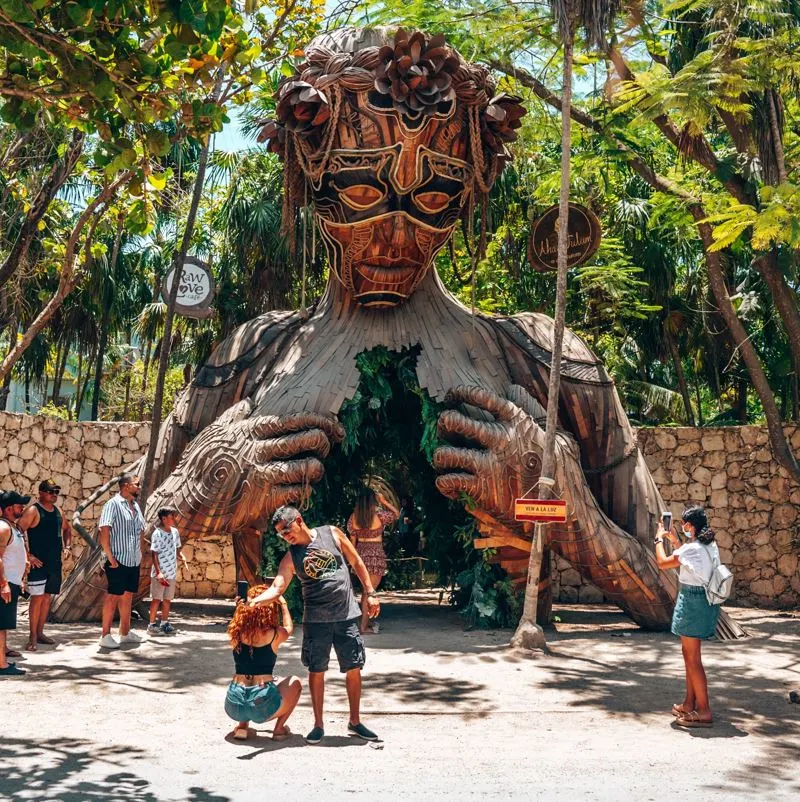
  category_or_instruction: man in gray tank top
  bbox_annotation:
[250,505,380,745]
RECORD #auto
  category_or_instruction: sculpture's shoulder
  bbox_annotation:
[194,309,305,389]
[489,312,611,385]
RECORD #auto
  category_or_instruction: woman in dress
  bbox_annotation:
[654,506,721,728]
[225,585,302,740]
[347,486,399,633]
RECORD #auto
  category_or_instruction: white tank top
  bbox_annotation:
[1,519,26,585]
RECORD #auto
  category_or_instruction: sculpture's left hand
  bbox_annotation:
[433,385,548,529]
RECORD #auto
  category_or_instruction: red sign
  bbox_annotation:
[514,499,568,523]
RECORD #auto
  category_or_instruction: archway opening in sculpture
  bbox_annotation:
[260,345,522,629]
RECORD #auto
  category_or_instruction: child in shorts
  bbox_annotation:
[147,507,188,635]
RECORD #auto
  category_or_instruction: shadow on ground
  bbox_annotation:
[0,738,230,802]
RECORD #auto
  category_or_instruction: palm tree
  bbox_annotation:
[513,0,621,650]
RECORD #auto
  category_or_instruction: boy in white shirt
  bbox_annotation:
[147,507,188,635]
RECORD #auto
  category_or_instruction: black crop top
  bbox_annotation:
[233,635,278,675]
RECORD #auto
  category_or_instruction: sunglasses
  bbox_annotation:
[275,520,296,540]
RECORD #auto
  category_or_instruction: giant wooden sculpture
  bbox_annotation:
[55,27,733,633]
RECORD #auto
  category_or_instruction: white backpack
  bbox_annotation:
[687,543,733,605]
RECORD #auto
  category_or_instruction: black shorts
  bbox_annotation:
[0,583,21,630]
[301,617,365,674]
[104,561,140,596]
[28,564,62,595]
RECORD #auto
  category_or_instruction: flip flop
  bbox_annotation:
[672,704,690,717]
[676,711,713,728]
[272,727,292,741]
[5,649,22,658]
[233,727,250,740]
[37,635,56,645]
[25,642,37,652]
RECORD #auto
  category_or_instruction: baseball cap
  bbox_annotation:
[39,479,61,493]
[0,490,31,509]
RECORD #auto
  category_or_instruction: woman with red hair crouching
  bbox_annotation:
[225,585,302,741]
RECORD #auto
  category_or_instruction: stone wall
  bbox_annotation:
[1,412,798,608]
[552,425,800,609]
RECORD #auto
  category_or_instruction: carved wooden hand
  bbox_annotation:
[433,385,545,531]
[146,399,344,537]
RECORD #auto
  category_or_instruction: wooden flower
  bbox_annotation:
[374,28,461,114]
[256,119,285,154]
[275,80,331,132]
[481,93,526,154]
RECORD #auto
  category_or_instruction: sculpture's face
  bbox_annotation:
[312,92,472,307]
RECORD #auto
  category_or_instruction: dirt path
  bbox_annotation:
[1,591,798,801]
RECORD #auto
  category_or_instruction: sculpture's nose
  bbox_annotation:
[380,215,408,258]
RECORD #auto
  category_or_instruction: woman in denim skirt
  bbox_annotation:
[225,585,302,741]
[655,506,721,728]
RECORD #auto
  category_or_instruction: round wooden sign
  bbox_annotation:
[528,203,601,272]
[161,257,216,319]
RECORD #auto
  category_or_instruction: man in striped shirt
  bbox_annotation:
[97,473,146,650]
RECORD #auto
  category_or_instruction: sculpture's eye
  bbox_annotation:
[340,184,385,210]
[415,191,453,213]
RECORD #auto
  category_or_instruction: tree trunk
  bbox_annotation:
[766,89,788,184]
[665,327,695,425]
[513,29,574,650]
[0,314,17,409]
[140,70,224,506]
[0,130,85,292]
[90,314,109,421]
[51,340,69,404]
[691,209,800,480]
[75,344,96,420]
[0,171,130,385]
[138,339,153,421]
[71,348,83,420]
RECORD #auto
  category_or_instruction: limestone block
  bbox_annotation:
[43,431,60,450]
[119,423,136,438]
[223,563,236,583]
[18,440,37,461]
[767,476,791,503]
[120,437,141,453]
[675,442,701,457]
[101,447,122,468]
[82,471,103,489]
[750,578,772,596]
[182,543,195,561]
[84,442,103,462]
[195,580,214,597]
[792,575,800,594]
[22,460,39,480]
[68,461,82,480]
[222,544,234,563]
[30,426,44,445]
[681,428,701,441]
[692,466,712,486]
[710,473,727,491]
[7,455,23,473]
[701,434,724,451]
[136,428,151,447]
[755,544,777,563]
[180,581,196,597]
[4,415,21,431]
[791,429,800,450]
[753,448,772,462]
[715,530,733,549]
[197,542,223,563]
[772,575,789,595]
[741,427,761,446]
[578,585,604,604]
[687,483,707,501]
[710,489,728,508]
[560,568,582,587]
[733,549,753,567]
[653,431,677,450]
[718,547,732,564]
[777,593,796,608]
[0,458,7,477]
[727,478,745,493]
[777,553,798,577]
[752,529,771,547]
[651,466,667,485]
[50,451,69,474]
[702,451,726,470]
[206,562,223,581]
[100,428,119,448]
[216,582,235,598]
[559,586,578,603]
[672,468,689,484]
[727,462,741,478]
[771,504,796,528]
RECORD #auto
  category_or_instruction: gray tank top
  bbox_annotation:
[289,526,361,623]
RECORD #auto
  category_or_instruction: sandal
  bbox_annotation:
[672,703,690,717]
[233,727,250,740]
[676,711,713,728]
[5,649,22,658]
[272,727,292,741]
[37,634,56,645]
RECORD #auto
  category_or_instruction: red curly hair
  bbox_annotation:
[227,584,281,651]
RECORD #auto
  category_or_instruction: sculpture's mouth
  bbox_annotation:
[356,259,421,286]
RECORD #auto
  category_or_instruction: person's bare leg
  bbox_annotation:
[308,671,325,728]
[148,599,159,625]
[117,592,133,636]
[683,638,712,720]
[346,667,362,726]
[272,676,302,736]
[161,599,171,623]
[101,593,119,637]
[0,629,8,668]
[37,593,54,642]
[678,637,696,713]
[27,595,41,650]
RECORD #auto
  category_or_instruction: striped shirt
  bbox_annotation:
[98,493,145,568]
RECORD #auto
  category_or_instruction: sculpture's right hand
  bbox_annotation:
[146,401,344,537]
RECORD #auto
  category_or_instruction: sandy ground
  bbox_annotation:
[0,591,798,802]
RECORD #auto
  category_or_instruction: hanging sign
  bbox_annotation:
[528,203,601,272]
[161,257,215,319]
[514,498,568,523]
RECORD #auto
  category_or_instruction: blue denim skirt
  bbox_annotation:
[224,680,282,723]
[671,584,720,640]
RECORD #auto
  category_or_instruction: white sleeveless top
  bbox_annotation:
[2,519,27,585]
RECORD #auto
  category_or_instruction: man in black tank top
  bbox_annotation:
[250,505,381,745]
[18,479,72,649]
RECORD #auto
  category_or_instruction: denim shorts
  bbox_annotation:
[224,680,282,723]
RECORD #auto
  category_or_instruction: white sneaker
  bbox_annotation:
[99,634,120,650]
[119,630,144,644]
